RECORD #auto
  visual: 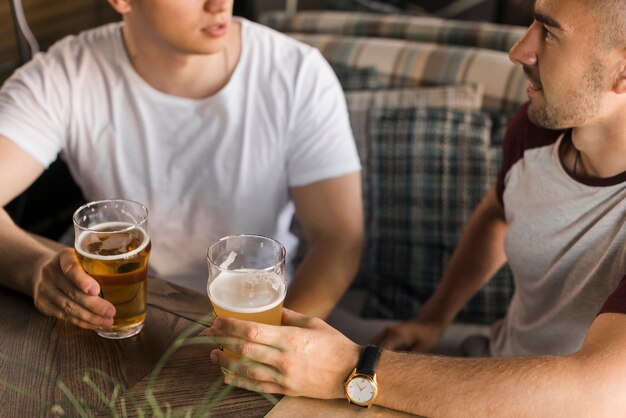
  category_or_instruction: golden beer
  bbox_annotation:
[75,221,150,339]
[207,234,286,360]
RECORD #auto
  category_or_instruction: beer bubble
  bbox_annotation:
[88,241,103,253]
[261,272,283,291]
[118,262,140,274]
[245,275,260,286]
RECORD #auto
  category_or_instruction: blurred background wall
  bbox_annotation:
[235,0,534,25]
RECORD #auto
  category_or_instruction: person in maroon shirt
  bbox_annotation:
[208,0,626,415]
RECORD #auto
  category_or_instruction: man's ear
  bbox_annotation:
[614,49,626,94]
[615,68,626,94]
[107,0,132,14]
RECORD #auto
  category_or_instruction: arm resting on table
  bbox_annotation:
[375,313,626,416]
[209,310,626,416]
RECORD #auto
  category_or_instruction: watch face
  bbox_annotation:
[346,376,376,405]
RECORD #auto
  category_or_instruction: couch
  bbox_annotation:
[260,10,529,325]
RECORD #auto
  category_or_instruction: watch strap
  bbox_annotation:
[356,344,382,376]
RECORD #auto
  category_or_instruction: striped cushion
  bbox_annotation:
[261,11,525,52]
[346,84,483,113]
[354,104,513,323]
[347,84,484,178]
[324,0,429,15]
[289,33,527,116]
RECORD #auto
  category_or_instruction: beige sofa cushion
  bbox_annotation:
[262,11,525,52]
[290,33,527,115]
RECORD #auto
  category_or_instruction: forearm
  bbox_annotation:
[212,297,626,416]
[285,236,362,319]
[417,188,507,328]
[375,350,612,417]
[0,208,56,296]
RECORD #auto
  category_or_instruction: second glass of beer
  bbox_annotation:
[73,199,150,339]
[207,234,286,357]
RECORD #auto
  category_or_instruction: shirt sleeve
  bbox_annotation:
[0,43,72,167]
[598,276,626,315]
[285,48,361,187]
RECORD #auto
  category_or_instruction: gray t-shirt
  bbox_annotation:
[492,104,626,356]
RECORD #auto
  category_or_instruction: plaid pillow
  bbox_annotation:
[346,84,484,189]
[356,106,514,324]
[331,62,381,91]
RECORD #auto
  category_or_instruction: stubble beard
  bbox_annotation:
[527,58,605,130]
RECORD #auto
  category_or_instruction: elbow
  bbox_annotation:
[586,373,626,415]
[567,349,626,415]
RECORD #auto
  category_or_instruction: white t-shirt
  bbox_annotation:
[0,19,361,292]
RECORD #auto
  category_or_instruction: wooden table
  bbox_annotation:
[0,277,279,417]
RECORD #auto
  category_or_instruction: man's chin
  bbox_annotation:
[527,105,563,130]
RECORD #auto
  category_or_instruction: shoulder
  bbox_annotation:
[0,22,125,122]
[241,18,315,54]
[495,103,564,205]
[46,22,122,57]
[17,22,123,81]
[239,18,338,99]
[241,18,327,71]
[38,22,124,85]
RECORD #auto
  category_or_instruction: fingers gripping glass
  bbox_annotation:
[206,234,286,359]
[73,199,150,339]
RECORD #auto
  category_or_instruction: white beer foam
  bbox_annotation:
[208,269,286,314]
[75,221,150,261]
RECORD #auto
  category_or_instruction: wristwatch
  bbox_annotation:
[344,344,382,408]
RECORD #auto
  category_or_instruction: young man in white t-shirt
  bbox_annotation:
[0,0,363,330]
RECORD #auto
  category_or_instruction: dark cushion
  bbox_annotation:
[356,106,513,324]
[326,0,429,15]
[331,62,381,91]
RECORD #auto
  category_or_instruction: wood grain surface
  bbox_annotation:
[267,396,422,418]
[1,269,411,417]
[0,277,275,417]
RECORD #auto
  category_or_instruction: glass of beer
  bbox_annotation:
[73,199,150,339]
[207,234,286,358]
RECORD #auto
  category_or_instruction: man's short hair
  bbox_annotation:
[591,0,626,49]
